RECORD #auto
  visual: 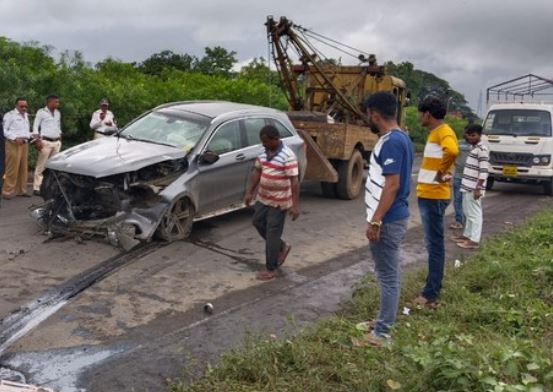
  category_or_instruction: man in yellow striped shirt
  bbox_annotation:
[415,97,458,308]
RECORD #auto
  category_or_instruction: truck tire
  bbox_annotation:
[486,177,495,191]
[320,181,337,198]
[336,149,364,200]
[543,179,553,196]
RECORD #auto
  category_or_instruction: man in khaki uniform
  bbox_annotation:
[2,97,32,199]
[32,95,62,195]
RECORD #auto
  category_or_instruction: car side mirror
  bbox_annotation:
[199,150,220,165]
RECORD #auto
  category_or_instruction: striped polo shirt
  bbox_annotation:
[255,143,299,209]
[461,142,489,192]
[416,123,459,200]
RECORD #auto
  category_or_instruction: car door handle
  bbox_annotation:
[235,153,246,161]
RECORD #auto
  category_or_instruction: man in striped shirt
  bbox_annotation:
[452,124,489,249]
[415,97,458,309]
[244,125,300,281]
[363,92,414,344]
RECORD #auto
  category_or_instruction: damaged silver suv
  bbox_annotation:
[32,101,306,250]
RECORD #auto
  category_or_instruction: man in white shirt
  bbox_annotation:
[2,97,32,199]
[32,95,63,195]
[90,98,117,139]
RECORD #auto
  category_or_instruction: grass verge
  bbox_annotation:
[170,211,553,392]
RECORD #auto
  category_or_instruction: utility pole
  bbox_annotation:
[477,90,483,118]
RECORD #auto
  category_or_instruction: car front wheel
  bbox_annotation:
[156,197,195,242]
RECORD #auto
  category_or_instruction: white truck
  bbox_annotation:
[484,75,553,196]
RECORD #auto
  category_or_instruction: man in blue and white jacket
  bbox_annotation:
[363,92,414,344]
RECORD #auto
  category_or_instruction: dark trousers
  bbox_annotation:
[418,198,449,301]
[252,202,286,271]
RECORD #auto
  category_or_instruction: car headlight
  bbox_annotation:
[533,155,551,166]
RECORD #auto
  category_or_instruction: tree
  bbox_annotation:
[238,57,280,88]
[138,50,197,76]
[195,46,237,77]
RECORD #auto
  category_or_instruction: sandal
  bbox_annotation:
[449,222,463,229]
[457,241,480,250]
[278,243,292,267]
[413,295,440,309]
[450,235,469,242]
[257,269,276,281]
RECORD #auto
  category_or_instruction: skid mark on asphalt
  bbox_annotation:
[190,239,260,271]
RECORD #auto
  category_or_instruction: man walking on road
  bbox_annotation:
[452,124,489,249]
[2,97,32,199]
[244,125,300,281]
[363,92,414,343]
[415,97,458,308]
[32,95,63,195]
[90,98,116,139]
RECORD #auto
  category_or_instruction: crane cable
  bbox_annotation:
[294,24,373,58]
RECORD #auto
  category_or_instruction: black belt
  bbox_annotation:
[42,137,60,142]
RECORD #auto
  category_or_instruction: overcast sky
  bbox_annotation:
[1,0,552,113]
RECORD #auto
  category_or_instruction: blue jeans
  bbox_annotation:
[453,177,464,224]
[418,198,449,301]
[369,219,408,337]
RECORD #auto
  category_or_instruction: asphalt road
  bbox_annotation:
[0,169,550,392]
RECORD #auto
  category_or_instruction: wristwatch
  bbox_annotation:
[370,220,382,228]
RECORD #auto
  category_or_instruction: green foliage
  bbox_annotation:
[171,211,553,392]
[404,106,468,146]
[195,46,237,77]
[138,50,196,76]
[0,38,284,145]
[386,61,476,121]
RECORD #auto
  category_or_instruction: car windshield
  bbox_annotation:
[120,111,209,150]
[484,109,552,137]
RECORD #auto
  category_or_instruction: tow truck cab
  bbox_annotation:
[483,103,553,195]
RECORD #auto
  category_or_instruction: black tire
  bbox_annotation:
[543,179,553,196]
[336,149,364,200]
[320,181,337,198]
[156,197,194,241]
[486,177,495,191]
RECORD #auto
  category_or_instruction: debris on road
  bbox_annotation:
[0,380,54,392]
[203,302,214,314]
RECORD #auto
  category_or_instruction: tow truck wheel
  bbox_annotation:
[336,149,364,200]
[543,179,553,196]
[156,197,195,242]
[486,177,495,191]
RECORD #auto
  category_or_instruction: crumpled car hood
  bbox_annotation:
[46,137,187,178]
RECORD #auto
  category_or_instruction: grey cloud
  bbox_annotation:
[1,0,552,110]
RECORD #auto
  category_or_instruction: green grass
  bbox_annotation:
[170,212,553,392]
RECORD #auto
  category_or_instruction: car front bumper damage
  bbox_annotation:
[30,159,187,250]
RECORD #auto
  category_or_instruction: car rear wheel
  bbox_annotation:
[156,197,194,241]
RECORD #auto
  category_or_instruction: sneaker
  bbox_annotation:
[33,190,41,196]
[2,193,14,200]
